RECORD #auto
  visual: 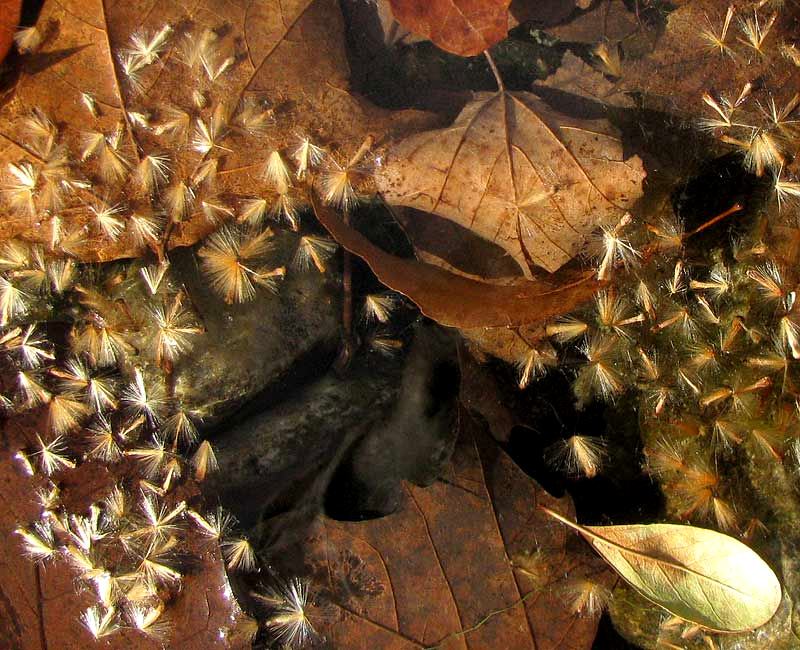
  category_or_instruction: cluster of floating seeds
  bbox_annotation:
[0,16,375,646]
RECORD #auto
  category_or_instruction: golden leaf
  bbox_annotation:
[375,90,646,276]
[543,507,782,632]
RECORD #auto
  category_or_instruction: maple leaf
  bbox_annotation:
[292,420,614,650]
[375,89,646,276]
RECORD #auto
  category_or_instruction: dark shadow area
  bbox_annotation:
[324,325,460,521]
[673,151,773,257]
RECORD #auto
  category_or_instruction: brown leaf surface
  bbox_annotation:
[313,199,600,329]
[0,412,256,649]
[534,52,634,109]
[375,90,646,275]
[0,0,431,261]
[393,207,526,281]
[300,419,614,650]
[459,323,552,364]
[0,0,21,63]
[388,0,511,57]
[620,0,800,115]
[544,0,641,45]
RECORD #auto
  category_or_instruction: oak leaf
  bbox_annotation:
[297,420,614,650]
[388,0,511,57]
[375,90,646,275]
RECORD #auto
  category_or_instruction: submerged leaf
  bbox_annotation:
[543,508,782,632]
[376,90,645,276]
[287,421,613,650]
[388,0,511,56]
[313,198,599,329]
[0,0,428,261]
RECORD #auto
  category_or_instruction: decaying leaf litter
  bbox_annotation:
[0,0,795,649]
[291,418,615,650]
[374,83,645,276]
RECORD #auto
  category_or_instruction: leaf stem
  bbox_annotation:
[484,50,505,93]
[540,506,583,533]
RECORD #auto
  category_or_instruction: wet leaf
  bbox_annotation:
[375,89,646,275]
[296,419,614,650]
[313,199,600,329]
[0,0,430,261]
[0,0,21,63]
[533,52,634,109]
[388,0,511,57]
[544,0,641,45]
[0,412,257,649]
[544,508,783,632]
[620,1,800,116]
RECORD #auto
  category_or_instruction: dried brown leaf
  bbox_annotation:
[300,420,614,650]
[375,90,645,275]
[534,52,634,108]
[313,198,600,329]
[0,0,430,261]
[388,0,511,56]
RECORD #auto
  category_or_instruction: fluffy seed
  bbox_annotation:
[560,578,612,617]
[14,26,44,53]
[191,440,217,481]
[221,536,256,571]
[256,578,315,647]
[198,225,284,303]
[293,236,337,273]
[362,292,398,324]
[546,435,606,478]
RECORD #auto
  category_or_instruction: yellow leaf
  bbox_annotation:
[543,507,782,632]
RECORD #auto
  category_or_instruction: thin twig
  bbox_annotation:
[423,590,536,650]
[342,215,353,346]
[683,203,743,239]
